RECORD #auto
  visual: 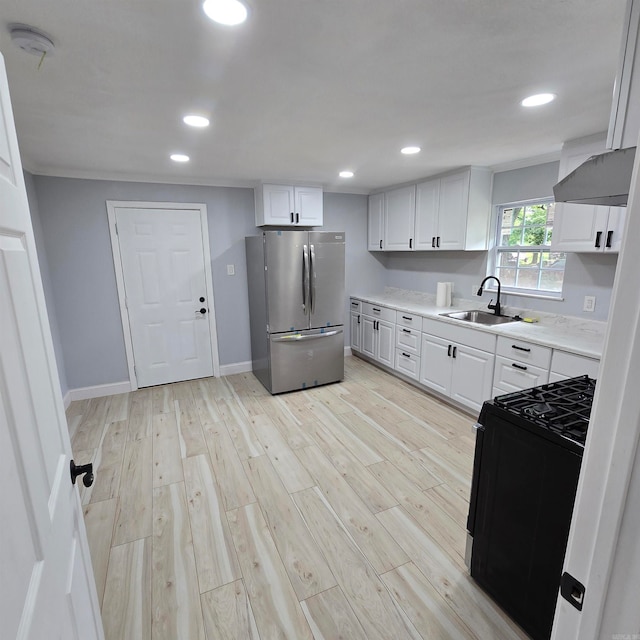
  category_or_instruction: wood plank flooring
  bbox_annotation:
[68,356,529,640]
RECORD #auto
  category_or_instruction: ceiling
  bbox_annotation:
[0,0,628,193]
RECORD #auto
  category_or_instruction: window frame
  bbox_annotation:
[488,198,565,300]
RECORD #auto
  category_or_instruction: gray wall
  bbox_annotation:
[24,171,69,396]
[31,177,380,389]
[381,161,617,321]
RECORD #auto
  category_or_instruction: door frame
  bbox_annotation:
[106,200,220,390]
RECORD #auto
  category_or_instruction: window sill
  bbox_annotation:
[483,288,564,302]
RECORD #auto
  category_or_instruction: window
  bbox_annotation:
[494,200,565,295]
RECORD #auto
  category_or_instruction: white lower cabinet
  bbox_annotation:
[492,337,551,396]
[350,299,362,353]
[420,331,495,413]
[361,303,395,367]
[396,349,420,380]
[548,350,600,383]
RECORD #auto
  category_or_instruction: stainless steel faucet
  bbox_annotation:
[477,276,502,315]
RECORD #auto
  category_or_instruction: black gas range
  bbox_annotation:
[466,375,596,640]
[491,374,595,453]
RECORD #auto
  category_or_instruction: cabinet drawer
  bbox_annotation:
[396,325,421,355]
[496,336,552,369]
[493,355,549,394]
[422,317,496,353]
[395,349,420,380]
[550,350,600,380]
[350,298,362,313]
[362,303,396,323]
[396,311,422,330]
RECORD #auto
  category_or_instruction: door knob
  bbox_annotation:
[199,296,205,302]
[70,460,94,487]
[198,308,207,314]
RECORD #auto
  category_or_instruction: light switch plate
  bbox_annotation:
[227,264,235,276]
[583,295,596,312]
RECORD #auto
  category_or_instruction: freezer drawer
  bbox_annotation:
[269,328,344,394]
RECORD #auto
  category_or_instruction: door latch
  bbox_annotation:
[560,572,585,611]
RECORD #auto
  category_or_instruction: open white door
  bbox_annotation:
[0,54,103,639]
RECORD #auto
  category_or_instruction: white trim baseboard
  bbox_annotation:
[63,391,72,410]
[344,346,352,357]
[68,381,133,402]
[219,361,253,376]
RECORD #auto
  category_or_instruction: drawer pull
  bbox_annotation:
[402,352,411,358]
[402,315,412,320]
[512,345,531,352]
[373,307,381,313]
[512,363,528,371]
[402,328,411,333]
[351,301,358,307]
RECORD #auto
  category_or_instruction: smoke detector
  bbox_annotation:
[9,25,55,57]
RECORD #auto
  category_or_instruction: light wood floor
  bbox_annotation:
[67,356,528,640]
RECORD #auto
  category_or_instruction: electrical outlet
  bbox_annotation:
[226,264,235,276]
[583,296,596,312]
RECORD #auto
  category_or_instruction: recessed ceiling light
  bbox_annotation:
[183,115,210,128]
[203,0,248,25]
[170,154,190,163]
[401,146,421,155]
[521,93,556,107]
[339,170,354,178]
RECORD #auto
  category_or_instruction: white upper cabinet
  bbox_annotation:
[255,184,323,226]
[371,167,492,252]
[552,136,626,253]
[383,185,416,251]
[368,192,384,251]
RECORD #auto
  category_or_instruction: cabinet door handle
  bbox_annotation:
[296,212,300,224]
[447,344,452,357]
[409,238,413,249]
[375,320,379,330]
[511,344,531,352]
[357,315,360,324]
[432,236,436,248]
[290,212,294,224]
[379,239,382,249]
[437,236,441,248]
[595,231,602,248]
[512,363,528,371]
[452,346,457,358]
[606,230,613,248]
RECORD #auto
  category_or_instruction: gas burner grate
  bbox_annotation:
[493,375,596,446]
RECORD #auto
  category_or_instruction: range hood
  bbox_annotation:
[553,146,636,207]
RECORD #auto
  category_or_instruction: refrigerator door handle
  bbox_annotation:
[302,244,310,313]
[272,329,343,342]
[309,243,316,314]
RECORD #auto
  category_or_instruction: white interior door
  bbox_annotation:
[0,54,103,639]
[112,205,215,388]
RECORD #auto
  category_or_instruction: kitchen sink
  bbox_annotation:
[440,310,520,325]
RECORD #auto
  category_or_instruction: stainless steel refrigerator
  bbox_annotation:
[245,230,345,394]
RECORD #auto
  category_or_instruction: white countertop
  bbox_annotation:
[351,288,606,359]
